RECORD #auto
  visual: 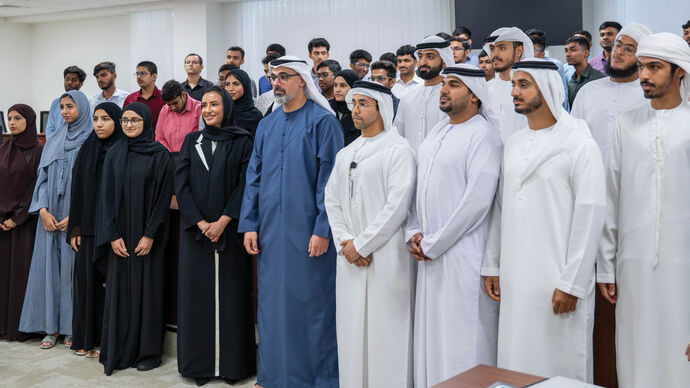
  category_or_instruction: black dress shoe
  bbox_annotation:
[195,378,211,386]
[135,358,161,371]
[223,378,239,385]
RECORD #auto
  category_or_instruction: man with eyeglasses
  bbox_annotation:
[123,61,165,132]
[239,55,343,388]
[316,59,341,100]
[572,23,651,165]
[370,60,400,118]
[450,37,470,64]
[350,49,373,80]
[181,53,214,102]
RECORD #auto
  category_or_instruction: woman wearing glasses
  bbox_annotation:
[96,102,174,375]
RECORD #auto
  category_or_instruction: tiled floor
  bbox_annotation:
[0,336,257,388]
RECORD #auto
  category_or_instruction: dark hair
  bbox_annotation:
[450,37,471,50]
[64,66,86,82]
[161,80,184,101]
[266,43,286,56]
[59,93,75,102]
[574,30,593,42]
[436,32,452,41]
[370,60,396,79]
[137,61,157,75]
[317,59,342,74]
[227,46,245,59]
[453,26,471,38]
[683,20,690,29]
[599,21,622,32]
[566,36,591,51]
[185,53,203,65]
[262,53,280,65]
[350,49,372,64]
[525,28,545,37]
[530,35,546,50]
[379,52,397,64]
[396,44,416,58]
[93,61,116,76]
[478,50,489,58]
[218,63,238,73]
[308,37,330,53]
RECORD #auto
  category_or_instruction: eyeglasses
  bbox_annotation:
[347,100,377,111]
[185,60,200,65]
[451,46,466,52]
[267,73,301,83]
[370,75,390,83]
[355,62,370,69]
[317,72,334,79]
[133,71,150,77]
[120,118,143,126]
[612,42,637,56]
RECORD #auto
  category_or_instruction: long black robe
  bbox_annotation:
[0,104,42,341]
[67,102,124,351]
[175,89,256,381]
[332,69,360,146]
[95,103,173,375]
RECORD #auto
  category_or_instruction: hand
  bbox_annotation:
[484,276,501,302]
[308,235,329,257]
[244,231,260,255]
[598,283,617,304]
[39,208,58,232]
[134,236,154,256]
[197,220,211,234]
[408,233,431,261]
[0,224,7,232]
[111,238,129,258]
[552,288,578,314]
[3,219,17,230]
[70,236,81,252]
[55,216,69,232]
[204,216,231,243]
[339,240,372,267]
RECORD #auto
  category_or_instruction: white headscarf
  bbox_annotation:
[269,55,335,115]
[415,35,455,69]
[616,22,652,44]
[441,64,500,129]
[637,32,690,100]
[495,27,535,60]
[510,59,566,120]
[483,27,510,56]
[345,80,395,132]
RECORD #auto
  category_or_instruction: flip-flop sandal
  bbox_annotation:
[64,336,72,348]
[40,335,57,349]
[85,350,100,359]
[75,349,87,356]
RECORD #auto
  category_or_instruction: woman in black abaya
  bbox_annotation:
[95,102,173,375]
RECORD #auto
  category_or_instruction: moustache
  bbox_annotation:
[640,81,655,87]
[513,98,524,103]
[274,86,286,93]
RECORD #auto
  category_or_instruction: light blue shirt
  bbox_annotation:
[545,56,572,112]
[44,98,62,137]
[89,88,129,113]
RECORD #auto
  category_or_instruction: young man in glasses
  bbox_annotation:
[123,61,165,132]
[370,60,400,118]
[181,53,214,102]
[350,49,373,79]
[316,59,342,100]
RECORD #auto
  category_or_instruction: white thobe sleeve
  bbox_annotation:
[352,148,416,258]
[324,160,355,256]
[394,99,406,138]
[558,141,606,299]
[596,120,622,283]
[480,155,504,277]
[420,134,501,259]
[404,192,421,243]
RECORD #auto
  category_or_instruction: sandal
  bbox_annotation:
[64,336,72,348]
[75,349,87,356]
[40,335,57,349]
[85,350,100,359]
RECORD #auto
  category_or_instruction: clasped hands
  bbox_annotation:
[197,215,232,243]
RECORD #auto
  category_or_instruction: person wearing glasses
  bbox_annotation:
[369,60,400,118]
[349,49,373,80]
[238,56,343,388]
[123,61,165,133]
[450,37,470,64]
[571,23,651,165]
[181,53,214,102]
[316,59,342,100]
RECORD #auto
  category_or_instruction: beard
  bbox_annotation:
[418,63,443,80]
[99,79,114,91]
[514,94,543,114]
[605,58,638,79]
[641,77,674,99]
[274,87,293,105]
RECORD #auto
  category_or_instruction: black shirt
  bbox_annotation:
[181,78,215,102]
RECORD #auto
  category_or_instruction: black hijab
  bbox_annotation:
[67,102,124,238]
[330,69,359,145]
[0,104,39,220]
[225,69,263,134]
[201,87,252,142]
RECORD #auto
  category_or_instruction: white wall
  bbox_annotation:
[30,15,132,113]
[0,21,33,124]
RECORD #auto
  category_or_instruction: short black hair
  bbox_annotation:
[574,30,593,43]
[218,63,238,74]
[436,32,452,41]
[396,44,416,58]
[262,53,280,65]
[599,21,622,32]
[566,36,591,51]
[525,28,545,38]
[453,26,471,38]
[683,20,690,29]
[137,61,157,75]
[350,49,372,64]
[370,60,396,79]
[379,52,397,64]
[93,61,116,76]
[308,37,330,53]
[478,50,489,58]
[161,80,184,101]
[530,35,546,50]
[449,37,471,50]
[227,46,245,59]
[316,59,341,74]
[64,66,86,82]
[185,53,203,65]
[266,43,286,56]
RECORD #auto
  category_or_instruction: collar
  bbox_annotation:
[138,87,160,99]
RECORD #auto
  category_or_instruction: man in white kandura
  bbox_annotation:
[481,59,606,382]
[394,35,455,155]
[597,32,690,388]
[324,80,416,388]
[408,64,502,388]
[571,23,652,164]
